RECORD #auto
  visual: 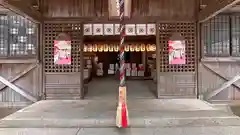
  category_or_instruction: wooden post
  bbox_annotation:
[80,23,84,99]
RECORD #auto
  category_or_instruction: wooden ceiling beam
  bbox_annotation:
[199,0,240,22]
[0,0,42,23]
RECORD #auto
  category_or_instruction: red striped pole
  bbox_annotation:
[116,0,129,128]
[119,0,125,87]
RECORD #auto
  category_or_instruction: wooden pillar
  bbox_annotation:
[80,23,84,99]
[156,23,160,98]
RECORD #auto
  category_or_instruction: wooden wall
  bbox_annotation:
[0,63,40,107]
[199,61,240,101]
[43,22,84,100]
[42,0,197,21]
[156,22,197,98]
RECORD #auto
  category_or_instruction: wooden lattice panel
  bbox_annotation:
[44,23,82,72]
[158,22,196,72]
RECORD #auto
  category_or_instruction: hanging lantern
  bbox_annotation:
[87,44,93,52]
[109,44,114,52]
[84,44,88,52]
[148,44,156,52]
[140,44,145,52]
[152,44,157,52]
[93,44,98,52]
[125,44,129,52]
[135,44,140,52]
[104,44,109,52]
[146,44,151,52]
[114,44,119,52]
[130,44,135,52]
[98,44,103,52]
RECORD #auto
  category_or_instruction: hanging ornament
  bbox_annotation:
[104,44,108,52]
[93,44,98,52]
[84,44,88,52]
[140,44,145,52]
[109,44,114,52]
[87,44,93,52]
[114,44,119,52]
[130,44,135,52]
[135,44,140,52]
[98,44,103,52]
[125,44,129,52]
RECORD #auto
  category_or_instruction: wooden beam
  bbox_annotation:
[202,63,240,90]
[0,75,37,102]
[198,0,240,22]
[204,75,240,100]
[0,64,37,91]
[0,59,38,63]
[0,0,42,23]
[201,63,240,100]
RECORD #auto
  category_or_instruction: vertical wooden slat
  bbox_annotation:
[156,23,160,98]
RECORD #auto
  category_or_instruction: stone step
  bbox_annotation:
[0,116,239,128]
[34,99,218,111]
[0,127,240,135]
[0,110,239,128]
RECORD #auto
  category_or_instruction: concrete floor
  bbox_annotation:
[0,99,239,128]
[86,78,156,99]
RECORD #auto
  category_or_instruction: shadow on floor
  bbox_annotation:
[0,108,21,119]
[231,105,240,117]
[85,77,156,99]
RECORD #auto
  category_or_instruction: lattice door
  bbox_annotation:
[158,22,196,72]
[44,22,83,73]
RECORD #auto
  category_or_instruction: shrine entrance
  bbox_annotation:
[82,23,157,99]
